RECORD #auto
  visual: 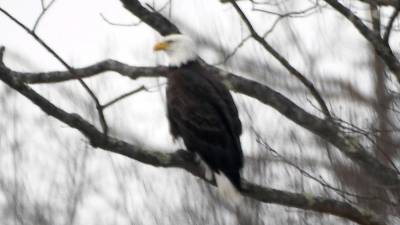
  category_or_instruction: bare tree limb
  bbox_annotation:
[101,86,147,109]
[215,35,251,65]
[0,47,386,225]
[5,59,169,83]
[217,3,317,66]
[0,6,109,137]
[324,0,400,85]
[120,0,180,35]
[221,0,400,7]
[358,0,400,7]
[252,3,320,17]
[218,67,400,197]
[228,0,332,119]
[383,6,400,44]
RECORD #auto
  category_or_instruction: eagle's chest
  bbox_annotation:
[166,70,205,113]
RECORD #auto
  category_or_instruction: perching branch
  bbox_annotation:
[0,47,386,225]
[228,0,332,119]
[6,59,169,84]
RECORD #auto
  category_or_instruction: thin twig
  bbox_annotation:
[40,0,45,10]
[259,4,324,38]
[229,0,332,119]
[383,6,400,44]
[252,4,319,18]
[259,136,398,207]
[33,0,56,32]
[261,16,284,38]
[250,124,400,208]
[218,7,299,65]
[144,1,171,14]
[102,86,147,109]
[0,7,109,137]
[215,35,251,65]
[99,13,142,27]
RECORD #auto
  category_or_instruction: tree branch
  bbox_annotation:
[99,12,142,27]
[221,0,400,7]
[33,0,56,32]
[0,6,109,137]
[5,59,169,83]
[0,47,386,225]
[324,0,400,85]
[383,6,400,44]
[228,0,332,119]
[101,85,147,109]
[119,0,180,35]
[358,0,400,7]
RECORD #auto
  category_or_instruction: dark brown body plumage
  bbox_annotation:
[166,60,243,190]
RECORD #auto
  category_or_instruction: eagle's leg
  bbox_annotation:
[194,153,214,181]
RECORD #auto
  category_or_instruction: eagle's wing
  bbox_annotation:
[199,70,242,136]
[168,97,242,170]
[167,68,243,167]
[170,100,229,145]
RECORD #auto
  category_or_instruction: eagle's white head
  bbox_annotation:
[153,34,197,67]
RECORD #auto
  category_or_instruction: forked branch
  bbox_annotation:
[228,0,332,119]
[0,6,109,137]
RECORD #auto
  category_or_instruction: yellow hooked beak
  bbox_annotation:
[153,41,169,51]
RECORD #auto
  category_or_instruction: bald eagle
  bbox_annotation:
[154,34,243,201]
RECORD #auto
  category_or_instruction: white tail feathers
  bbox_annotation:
[215,173,243,205]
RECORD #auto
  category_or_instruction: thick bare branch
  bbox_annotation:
[119,0,179,35]
[0,47,386,225]
[5,59,169,83]
[358,0,400,7]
